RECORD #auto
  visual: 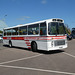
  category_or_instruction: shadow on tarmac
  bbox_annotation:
[37,50,64,55]
[3,45,64,55]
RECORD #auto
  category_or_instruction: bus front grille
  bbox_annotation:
[54,40,65,46]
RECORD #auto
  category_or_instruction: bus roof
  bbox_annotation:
[4,18,64,29]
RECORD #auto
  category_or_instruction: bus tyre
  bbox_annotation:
[9,41,12,48]
[31,42,37,52]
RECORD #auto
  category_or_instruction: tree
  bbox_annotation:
[65,24,71,35]
[0,30,3,33]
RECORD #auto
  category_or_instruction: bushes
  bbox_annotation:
[0,30,3,33]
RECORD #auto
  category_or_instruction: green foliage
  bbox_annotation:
[0,30,3,33]
[65,26,71,35]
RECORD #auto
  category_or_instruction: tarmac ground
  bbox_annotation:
[0,39,75,75]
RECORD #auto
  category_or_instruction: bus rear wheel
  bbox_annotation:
[9,41,12,48]
[31,42,37,52]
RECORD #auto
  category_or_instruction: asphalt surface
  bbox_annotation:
[0,39,75,75]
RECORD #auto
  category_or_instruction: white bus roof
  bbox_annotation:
[4,18,64,29]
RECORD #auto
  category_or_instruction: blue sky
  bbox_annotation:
[0,0,75,30]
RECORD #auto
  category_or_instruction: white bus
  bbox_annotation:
[3,18,67,51]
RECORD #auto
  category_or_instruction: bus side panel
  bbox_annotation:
[3,39,9,45]
[11,40,28,48]
[36,41,48,51]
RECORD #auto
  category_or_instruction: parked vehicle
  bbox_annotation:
[3,18,67,51]
[71,29,75,39]
[67,34,72,40]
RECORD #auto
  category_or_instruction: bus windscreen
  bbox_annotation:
[48,22,65,35]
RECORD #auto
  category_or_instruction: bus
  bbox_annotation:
[3,18,67,51]
[71,28,75,39]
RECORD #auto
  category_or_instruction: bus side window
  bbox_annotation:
[40,22,46,35]
[28,24,39,35]
[19,26,27,35]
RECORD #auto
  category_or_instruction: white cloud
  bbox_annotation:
[0,20,8,31]
[17,16,30,20]
[23,16,30,18]
[41,0,47,4]
[17,18,26,20]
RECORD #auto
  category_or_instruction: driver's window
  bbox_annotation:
[40,22,46,35]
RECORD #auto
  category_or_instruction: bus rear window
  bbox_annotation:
[4,29,7,36]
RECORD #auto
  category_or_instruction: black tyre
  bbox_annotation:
[9,41,12,48]
[31,42,37,52]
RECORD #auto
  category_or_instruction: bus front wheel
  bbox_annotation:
[31,42,37,52]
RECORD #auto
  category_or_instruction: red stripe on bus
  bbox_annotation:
[3,36,66,40]
[3,37,7,39]
[25,42,30,44]
[28,47,31,49]
[25,40,29,41]
[27,45,31,46]
[11,37,24,40]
